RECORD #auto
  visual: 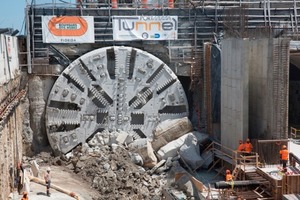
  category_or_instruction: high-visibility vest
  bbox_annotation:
[244,143,253,152]
[237,144,245,151]
[280,149,289,160]
[226,174,233,182]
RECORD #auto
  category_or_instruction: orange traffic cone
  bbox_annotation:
[111,0,118,8]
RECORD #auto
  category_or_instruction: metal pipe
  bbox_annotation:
[214,180,261,189]
[257,139,289,143]
[26,5,32,74]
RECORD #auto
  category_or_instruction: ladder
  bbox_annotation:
[232,165,241,180]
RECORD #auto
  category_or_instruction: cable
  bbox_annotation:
[19,18,25,35]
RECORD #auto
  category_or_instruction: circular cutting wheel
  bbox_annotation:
[46,46,189,153]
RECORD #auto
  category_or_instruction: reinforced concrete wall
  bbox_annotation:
[0,79,26,200]
[0,105,24,200]
[221,38,289,150]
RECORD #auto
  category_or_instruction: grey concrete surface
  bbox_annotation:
[11,165,99,200]
[221,38,290,151]
[221,38,249,150]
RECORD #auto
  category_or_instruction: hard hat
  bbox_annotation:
[226,169,230,174]
[47,167,51,171]
[282,145,287,149]
[239,140,243,143]
[23,191,28,195]
[246,138,250,142]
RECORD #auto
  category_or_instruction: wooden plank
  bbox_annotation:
[253,190,264,198]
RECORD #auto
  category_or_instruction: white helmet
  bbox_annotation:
[47,167,51,172]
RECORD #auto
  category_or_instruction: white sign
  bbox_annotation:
[0,35,20,85]
[42,16,95,43]
[112,16,178,41]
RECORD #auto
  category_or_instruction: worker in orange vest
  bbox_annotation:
[225,169,233,182]
[21,191,28,200]
[237,140,245,152]
[279,145,289,169]
[244,138,253,153]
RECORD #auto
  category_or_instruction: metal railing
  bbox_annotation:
[204,141,260,175]
[290,127,300,139]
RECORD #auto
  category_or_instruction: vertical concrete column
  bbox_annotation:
[221,39,249,150]
[28,76,47,151]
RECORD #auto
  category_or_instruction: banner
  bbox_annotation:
[42,16,95,43]
[0,35,20,85]
[112,16,178,41]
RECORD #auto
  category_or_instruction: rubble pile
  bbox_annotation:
[71,144,167,200]
[25,117,211,200]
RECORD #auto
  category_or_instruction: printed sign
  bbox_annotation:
[0,35,20,85]
[42,16,95,43]
[112,16,178,41]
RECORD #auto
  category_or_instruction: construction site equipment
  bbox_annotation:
[214,180,261,189]
[45,46,189,154]
[28,175,80,200]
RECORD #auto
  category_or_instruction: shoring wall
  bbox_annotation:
[0,33,24,200]
[0,104,24,200]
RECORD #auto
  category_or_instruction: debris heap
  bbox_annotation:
[26,117,210,200]
[72,145,167,200]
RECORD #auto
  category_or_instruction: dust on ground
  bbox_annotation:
[12,164,100,200]
[16,143,175,200]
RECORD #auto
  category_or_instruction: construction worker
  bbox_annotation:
[225,169,233,182]
[17,162,24,194]
[244,138,253,153]
[21,191,28,200]
[237,140,245,152]
[279,145,289,169]
[44,167,51,197]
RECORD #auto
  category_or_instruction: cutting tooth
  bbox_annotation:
[63,73,85,92]
[68,73,85,90]
[129,87,153,109]
[157,78,177,95]
[79,59,96,81]
[47,108,80,126]
[146,64,164,84]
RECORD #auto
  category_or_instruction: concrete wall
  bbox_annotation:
[248,39,289,140]
[221,39,249,150]
[0,82,25,200]
[221,38,289,150]
[0,34,27,199]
